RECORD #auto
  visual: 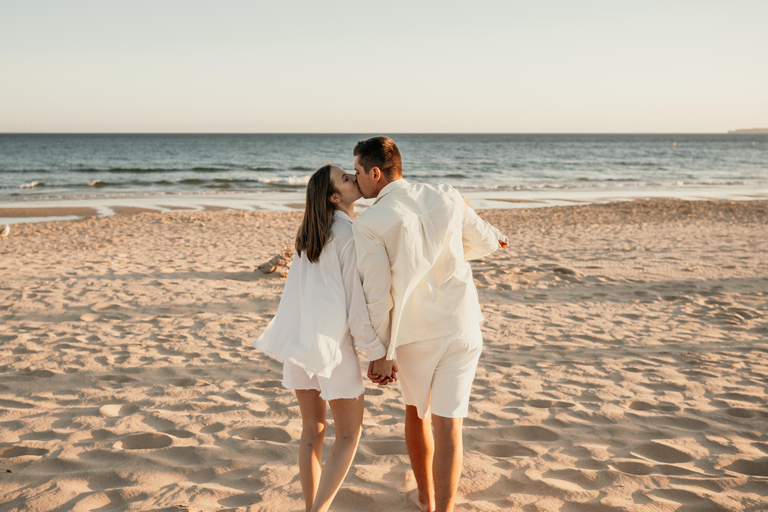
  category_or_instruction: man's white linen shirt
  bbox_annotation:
[352,179,501,360]
[253,210,387,378]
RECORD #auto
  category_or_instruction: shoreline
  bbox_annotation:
[2,183,767,224]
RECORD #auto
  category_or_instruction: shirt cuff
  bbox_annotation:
[362,338,387,361]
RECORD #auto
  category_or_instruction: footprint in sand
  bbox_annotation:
[476,442,537,458]
[629,400,680,412]
[80,313,100,322]
[95,375,137,384]
[250,380,283,389]
[24,369,57,378]
[200,422,226,434]
[502,425,560,442]
[87,470,134,491]
[725,457,768,477]
[717,392,764,404]
[164,429,195,439]
[218,493,264,508]
[726,407,768,418]
[142,415,176,431]
[91,429,121,441]
[751,442,768,455]
[361,439,407,456]
[632,441,694,464]
[649,489,723,511]
[171,378,210,387]
[221,390,249,403]
[220,475,265,493]
[19,430,69,441]
[332,489,376,509]
[542,468,617,491]
[237,427,292,443]
[656,415,709,431]
[526,399,575,409]
[0,446,49,458]
[120,433,174,450]
[91,302,122,311]
[611,460,699,477]
[0,399,35,409]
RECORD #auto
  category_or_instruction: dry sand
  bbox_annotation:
[0,199,766,512]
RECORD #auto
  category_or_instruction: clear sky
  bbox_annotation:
[1,0,766,133]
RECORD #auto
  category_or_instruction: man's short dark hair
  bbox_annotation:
[353,136,402,180]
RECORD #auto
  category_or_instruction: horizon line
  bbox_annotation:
[2,131,764,136]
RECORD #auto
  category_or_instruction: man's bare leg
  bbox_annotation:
[405,405,435,511]
[431,415,463,512]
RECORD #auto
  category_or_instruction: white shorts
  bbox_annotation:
[282,334,364,401]
[396,324,483,419]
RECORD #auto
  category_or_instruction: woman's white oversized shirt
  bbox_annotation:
[252,210,386,378]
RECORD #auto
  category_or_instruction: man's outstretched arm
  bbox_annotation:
[461,193,508,260]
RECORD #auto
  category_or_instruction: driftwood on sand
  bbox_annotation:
[257,242,293,277]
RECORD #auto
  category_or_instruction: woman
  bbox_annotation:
[253,164,391,512]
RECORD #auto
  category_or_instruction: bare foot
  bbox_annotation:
[407,489,433,512]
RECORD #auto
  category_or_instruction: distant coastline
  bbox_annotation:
[727,128,768,134]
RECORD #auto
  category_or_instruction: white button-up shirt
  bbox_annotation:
[253,210,386,378]
[352,179,502,360]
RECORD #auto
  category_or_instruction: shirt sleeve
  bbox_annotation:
[352,220,394,354]
[459,190,505,260]
[338,236,387,361]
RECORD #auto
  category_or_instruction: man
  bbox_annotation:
[351,136,506,512]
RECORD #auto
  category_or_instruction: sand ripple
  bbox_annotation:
[0,201,766,511]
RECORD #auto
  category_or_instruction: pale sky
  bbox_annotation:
[1,0,766,133]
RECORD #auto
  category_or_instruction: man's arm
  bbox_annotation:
[352,220,394,354]
[353,220,397,384]
[338,238,387,361]
[460,192,506,260]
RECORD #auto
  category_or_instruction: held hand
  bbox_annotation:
[368,357,398,386]
[384,361,399,386]
[367,361,386,384]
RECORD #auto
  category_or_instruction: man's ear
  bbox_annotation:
[371,167,381,182]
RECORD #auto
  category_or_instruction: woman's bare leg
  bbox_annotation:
[309,394,364,512]
[296,389,327,512]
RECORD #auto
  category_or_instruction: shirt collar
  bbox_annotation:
[373,178,410,205]
[333,209,353,223]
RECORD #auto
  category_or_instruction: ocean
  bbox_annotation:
[1,133,766,221]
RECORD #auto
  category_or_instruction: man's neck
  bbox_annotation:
[374,176,401,198]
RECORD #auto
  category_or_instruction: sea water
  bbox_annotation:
[1,133,766,217]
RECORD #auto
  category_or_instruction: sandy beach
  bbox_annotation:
[1,199,767,512]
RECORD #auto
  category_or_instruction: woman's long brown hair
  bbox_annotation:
[295,164,337,263]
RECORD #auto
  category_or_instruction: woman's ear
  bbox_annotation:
[329,192,341,205]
